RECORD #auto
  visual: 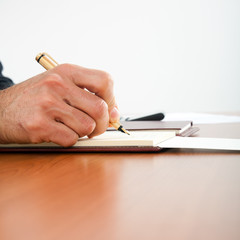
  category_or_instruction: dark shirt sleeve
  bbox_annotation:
[0,62,14,90]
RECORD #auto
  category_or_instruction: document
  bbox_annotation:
[160,136,240,151]
[164,112,240,124]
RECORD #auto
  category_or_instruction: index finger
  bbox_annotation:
[53,64,117,112]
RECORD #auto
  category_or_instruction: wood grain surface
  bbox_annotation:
[0,123,240,240]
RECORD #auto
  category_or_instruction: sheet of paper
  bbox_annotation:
[160,136,240,151]
[163,112,240,124]
[75,131,175,147]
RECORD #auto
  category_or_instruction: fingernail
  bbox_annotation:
[110,106,120,122]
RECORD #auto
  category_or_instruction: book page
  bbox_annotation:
[75,131,176,147]
[0,131,176,148]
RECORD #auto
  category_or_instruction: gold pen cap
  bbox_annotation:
[36,52,58,70]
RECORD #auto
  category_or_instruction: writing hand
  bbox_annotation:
[0,64,120,146]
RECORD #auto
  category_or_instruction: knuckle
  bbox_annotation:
[42,73,63,86]
[29,136,42,144]
[60,134,78,147]
[85,120,96,135]
[38,73,65,95]
[79,118,96,137]
[55,63,72,74]
[39,95,55,108]
[98,71,113,89]
[22,117,46,143]
[23,116,44,133]
[94,99,108,118]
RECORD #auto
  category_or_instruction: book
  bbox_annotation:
[0,121,199,152]
[0,130,176,152]
[0,123,238,152]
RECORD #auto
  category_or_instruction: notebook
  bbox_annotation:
[0,130,176,152]
[1,126,239,152]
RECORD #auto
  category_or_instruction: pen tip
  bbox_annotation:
[124,129,130,135]
[118,126,130,135]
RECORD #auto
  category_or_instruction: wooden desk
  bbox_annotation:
[0,123,240,240]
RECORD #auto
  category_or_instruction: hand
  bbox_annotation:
[0,64,120,146]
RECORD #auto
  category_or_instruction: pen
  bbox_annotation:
[35,52,130,135]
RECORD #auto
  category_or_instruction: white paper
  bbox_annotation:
[163,112,240,124]
[160,136,240,151]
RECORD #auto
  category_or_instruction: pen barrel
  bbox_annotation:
[110,122,121,130]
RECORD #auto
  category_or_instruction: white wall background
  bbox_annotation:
[0,0,239,115]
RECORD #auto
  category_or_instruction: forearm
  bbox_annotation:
[0,86,19,143]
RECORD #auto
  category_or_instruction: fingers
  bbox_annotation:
[32,72,110,137]
[21,103,96,147]
[47,95,109,138]
[35,75,110,138]
[25,119,80,147]
[48,100,97,138]
[62,85,109,137]
[52,64,120,122]
[48,123,79,147]
[23,88,109,143]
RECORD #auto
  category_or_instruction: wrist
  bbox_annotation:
[0,89,12,143]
